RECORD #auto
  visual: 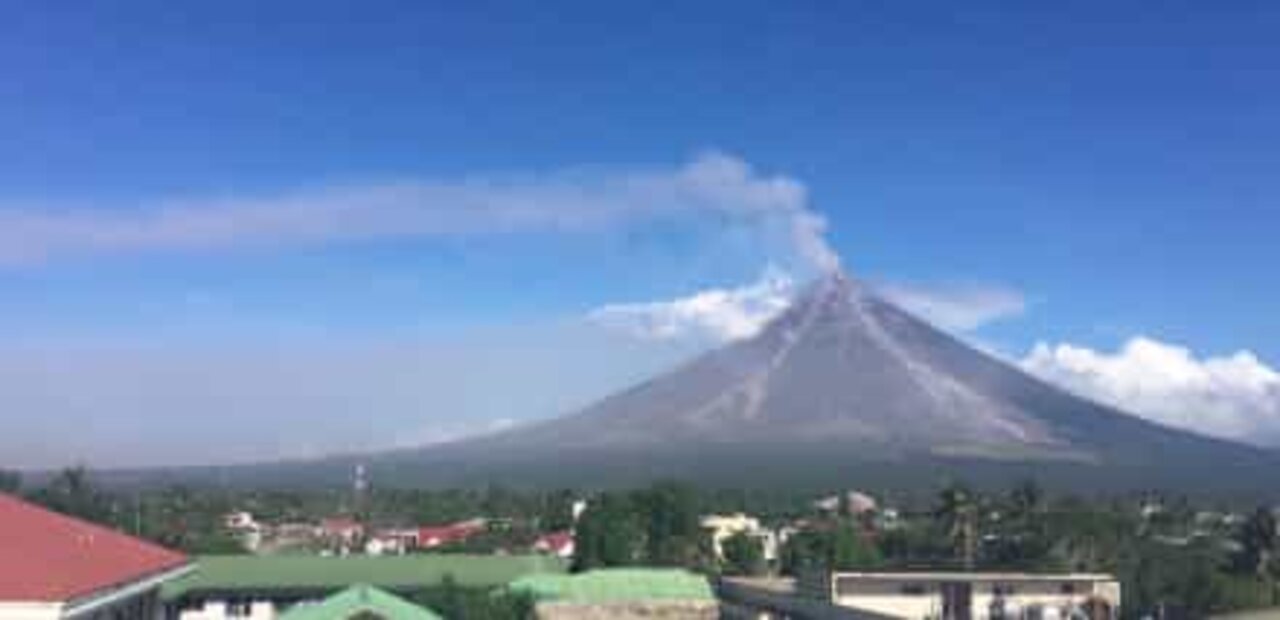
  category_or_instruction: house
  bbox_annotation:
[363,529,418,556]
[163,553,566,619]
[702,514,781,563]
[509,568,718,619]
[820,571,1121,619]
[0,492,192,620]
[221,512,263,552]
[222,512,258,531]
[416,518,486,549]
[276,584,440,620]
[533,531,575,559]
[815,491,879,517]
[318,517,363,546]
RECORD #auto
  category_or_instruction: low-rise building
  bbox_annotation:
[276,584,440,620]
[823,571,1120,619]
[533,531,575,559]
[702,514,781,563]
[509,568,718,619]
[0,493,192,620]
[417,518,486,550]
[163,553,566,619]
[363,528,418,556]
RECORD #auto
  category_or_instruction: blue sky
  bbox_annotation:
[3,2,1279,466]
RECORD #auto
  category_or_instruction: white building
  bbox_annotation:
[825,571,1120,619]
[701,513,781,563]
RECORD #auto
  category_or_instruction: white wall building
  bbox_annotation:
[826,572,1120,619]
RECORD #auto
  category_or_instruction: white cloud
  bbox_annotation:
[589,267,795,343]
[1021,336,1280,446]
[876,282,1027,331]
[0,152,838,272]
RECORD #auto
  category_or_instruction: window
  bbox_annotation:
[178,599,205,612]
[900,583,928,595]
[993,584,1017,596]
[226,599,254,617]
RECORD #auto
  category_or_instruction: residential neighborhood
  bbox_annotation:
[11,474,1280,619]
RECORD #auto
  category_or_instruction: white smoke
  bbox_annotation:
[0,152,839,273]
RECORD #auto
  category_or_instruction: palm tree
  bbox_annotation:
[1240,507,1277,578]
[936,483,979,570]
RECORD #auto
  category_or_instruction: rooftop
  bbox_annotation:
[162,554,566,600]
[277,584,441,620]
[830,571,1117,583]
[508,568,715,603]
[0,493,189,602]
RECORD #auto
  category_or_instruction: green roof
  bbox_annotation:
[278,584,442,620]
[507,569,715,603]
[163,554,567,600]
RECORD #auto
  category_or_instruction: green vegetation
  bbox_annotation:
[571,482,712,571]
[721,532,766,576]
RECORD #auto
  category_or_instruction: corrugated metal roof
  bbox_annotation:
[0,493,189,602]
[508,568,715,603]
[163,554,567,599]
[278,584,442,620]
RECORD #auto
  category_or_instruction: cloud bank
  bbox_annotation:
[589,267,795,342]
[589,270,1029,344]
[0,152,838,272]
[875,282,1028,332]
[1021,337,1280,446]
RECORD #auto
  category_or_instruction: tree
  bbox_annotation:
[0,469,20,494]
[935,483,979,570]
[831,521,882,570]
[30,466,114,525]
[538,489,578,532]
[1239,507,1277,578]
[722,532,766,576]
[572,493,642,571]
[781,530,830,575]
[637,481,701,566]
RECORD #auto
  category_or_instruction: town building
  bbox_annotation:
[822,571,1120,619]
[509,568,718,619]
[533,531,575,559]
[815,490,880,517]
[362,528,418,556]
[318,517,363,549]
[163,553,566,619]
[416,518,486,550]
[0,493,192,620]
[701,513,782,564]
[276,584,440,619]
[721,571,1120,620]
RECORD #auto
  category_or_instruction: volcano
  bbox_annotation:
[383,272,1273,491]
[139,272,1274,493]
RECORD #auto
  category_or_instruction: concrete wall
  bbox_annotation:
[0,602,62,620]
[534,600,718,620]
[832,576,1119,619]
[174,598,279,620]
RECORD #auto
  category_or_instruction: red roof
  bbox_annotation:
[417,520,485,547]
[534,531,574,553]
[0,493,188,602]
